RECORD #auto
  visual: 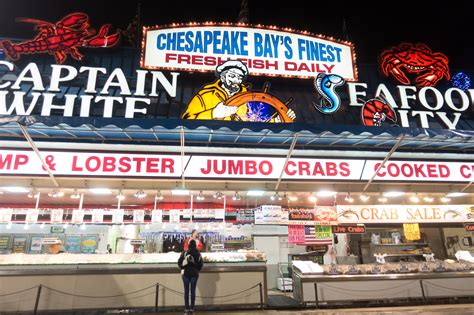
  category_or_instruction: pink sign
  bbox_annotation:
[288,225,305,244]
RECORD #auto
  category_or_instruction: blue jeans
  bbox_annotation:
[182,275,198,310]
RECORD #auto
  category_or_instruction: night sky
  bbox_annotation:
[0,0,472,70]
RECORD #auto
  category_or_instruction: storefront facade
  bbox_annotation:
[0,11,473,312]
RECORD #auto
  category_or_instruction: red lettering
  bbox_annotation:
[340,162,350,177]
[162,158,174,174]
[103,157,116,172]
[0,154,13,169]
[259,160,273,175]
[439,165,450,177]
[326,162,338,176]
[14,155,28,169]
[147,158,160,173]
[299,161,310,175]
[401,164,414,177]
[177,54,191,63]
[86,156,100,172]
[375,163,386,177]
[201,159,212,175]
[413,164,426,177]
[229,160,243,175]
[460,165,471,179]
[71,156,83,171]
[311,162,325,176]
[132,157,146,172]
[246,160,257,175]
[388,164,400,177]
[118,157,131,173]
[426,164,437,177]
[285,161,297,176]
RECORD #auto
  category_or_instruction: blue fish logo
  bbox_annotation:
[313,73,345,114]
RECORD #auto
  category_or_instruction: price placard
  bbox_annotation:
[50,209,64,224]
[133,210,145,224]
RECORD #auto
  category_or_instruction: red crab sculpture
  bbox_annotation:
[379,43,450,87]
[1,12,120,64]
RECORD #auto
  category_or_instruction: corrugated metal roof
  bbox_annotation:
[1,116,474,153]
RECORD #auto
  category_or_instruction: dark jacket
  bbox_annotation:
[178,250,203,278]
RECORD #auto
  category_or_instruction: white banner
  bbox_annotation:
[25,209,39,223]
[142,25,357,80]
[0,150,186,178]
[133,210,145,224]
[169,210,180,223]
[255,205,288,224]
[184,156,364,180]
[3,149,474,183]
[50,209,63,224]
[92,209,104,223]
[337,205,474,224]
[151,210,163,223]
[71,209,84,224]
[112,209,124,224]
[361,160,474,182]
[0,209,13,223]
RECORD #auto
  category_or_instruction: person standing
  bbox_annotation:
[178,239,203,315]
[184,230,203,252]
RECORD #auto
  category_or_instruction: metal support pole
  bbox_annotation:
[419,280,427,304]
[314,282,319,309]
[155,283,159,312]
[259,283,263,309]
[33,285,42,315]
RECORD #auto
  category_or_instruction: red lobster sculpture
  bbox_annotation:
[1,13,120,64]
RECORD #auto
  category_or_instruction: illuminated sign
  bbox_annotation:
[7,150,474,182]
[346,82,474,129]
[1,13,120,64]
[181,60,296,122]
[379,43,450,87]
[332,225,366,234]
[0,61,178,118]
[337,205,474,223]
[141,23,357,80]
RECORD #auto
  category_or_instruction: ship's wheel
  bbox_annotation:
[224,83,294,122]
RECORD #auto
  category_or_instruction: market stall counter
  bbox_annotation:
[292,260,474,307]
[0,250,267,312]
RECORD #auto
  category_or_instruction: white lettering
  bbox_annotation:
[41,93,77,116]
[375,84,399,108]
[95,96,123,117]
[0,61,14,89]
[412,111,434,128]
[397,86,417,109]
[100,68,131,95]
[0,91,40,115]
[445,88,470,111]
[149,71,179,98]
[347,82,367,106]
[125,97,150,118]
[11,63,44,91]
[418,87,444,111]
[436,112,461,129]
[49,65,78,92]
[79,67,107,93]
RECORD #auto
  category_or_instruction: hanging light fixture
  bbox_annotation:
[308,194,317,202]
[155,190,164,200]
[271,192,282,201]
[70,189,81,199]
[213,191,224,199]
[27,189,39,199]
[116,190,125,200]
[288,193,298,202]
[378,195,388,203]
[410,193,420,203]
[48,190,64,198]
[232,191,241,201]
[196,191,205,201]
[359,193,370,201]
[423,196,434,202]
[134,190,147,199]
[440,195,451,203]
[344,192,354,203]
